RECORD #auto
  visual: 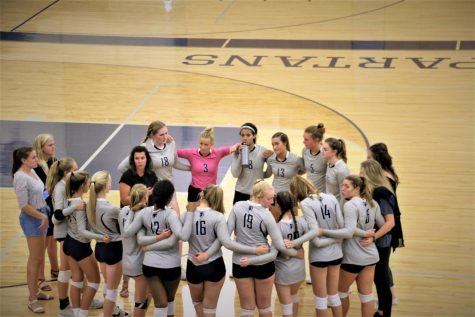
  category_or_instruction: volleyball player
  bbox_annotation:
[291,175,343,317]
[302,123,327,193]
[63,171,105,317]
[177,127,238,202]
[231,123,272,204]
[227,180,298,317]
[46,157,78,317]
[321,138,350,207]
[87,171,128,317]
[264,132,305,220]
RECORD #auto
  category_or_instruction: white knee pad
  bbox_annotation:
[314,296,328,310]
[358,293,373,303]
[167,300,175,315]
[240,308,254,316]
[87,282,99,290]
[57,270,71,283]
[258,306,272,314]
[192,301,202,307]
[327,293,342,307]
[291,294,300,303]
[203,307,217,314]
[338,290,350,299]
[105,288,118,302]
[71,280,84,289]
[281,303,293,315]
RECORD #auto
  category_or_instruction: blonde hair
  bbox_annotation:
[360,160,394,195]
[290,175,319,202]
[202,184,225,213]
[130,184,147,207]
[143,120,166,143]
[46,156,77,195]
[65,171,89,199]
[200,127,215,143]
[251,179,273,200]
[32,133,54,173]
[88,170,111,224]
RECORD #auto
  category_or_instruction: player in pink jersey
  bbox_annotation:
[177,127,238,202]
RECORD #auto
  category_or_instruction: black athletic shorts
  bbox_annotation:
[187,185,202,202]
[341,263,376,274]
[233,191,250,205]
[142,265,181,281]
[311,257,343,268]
[232,261,275,280]
[95,241,123,265]
[186,257,226,284]
[63,234,92,262]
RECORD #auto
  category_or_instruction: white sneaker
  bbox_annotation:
[58,306,74,317]
[305,276,312,284]
[90,298,103,309]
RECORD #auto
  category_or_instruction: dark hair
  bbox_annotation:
[344,175,374,207]
[325,137,347,163]
[240,122,258,144]
[275,191,299,239]
[128,145,153,174]
[12,146,34,176]
[369,143,399,184]
[152,179,175,210]
[272,132,291,151]
[304,123,325,141]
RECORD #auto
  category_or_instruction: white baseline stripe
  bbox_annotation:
[80,83,161,170]
[0,232,23,259]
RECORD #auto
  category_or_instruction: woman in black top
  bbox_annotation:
[118,145,158,297]
[33,133,59,289]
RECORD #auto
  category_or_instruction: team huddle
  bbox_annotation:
[12,121,403,317]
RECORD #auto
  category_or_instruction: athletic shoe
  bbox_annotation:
[305,276,312,284]
[112,306,130,317]
[58,306,74,317]
[90,298,103,309]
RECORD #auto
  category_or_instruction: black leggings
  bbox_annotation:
[375,246,392,316]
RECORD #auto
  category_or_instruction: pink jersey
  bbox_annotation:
[176,147,232,189]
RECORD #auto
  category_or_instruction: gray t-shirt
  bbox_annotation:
[302,147,327,193]
[264,152,305,192]
[13,170,46,211]
[231,145,267,195]
[301,193,344,262]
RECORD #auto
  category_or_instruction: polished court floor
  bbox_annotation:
[0,0,474,316]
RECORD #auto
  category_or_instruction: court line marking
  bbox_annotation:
[10,0,60,32]
[214,0,237,24]
[79,83,160,170]
[0,232,23,259]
